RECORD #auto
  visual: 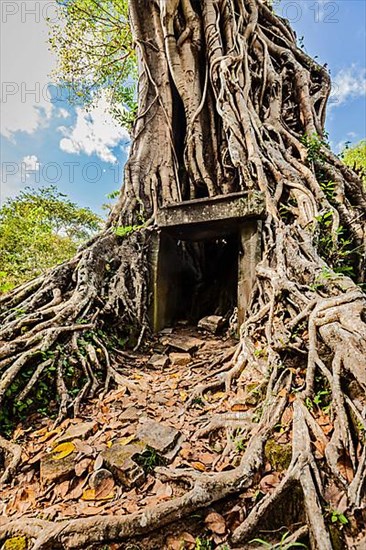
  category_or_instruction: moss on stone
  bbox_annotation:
[3,537,27,550]
[264,439,292,471]
[244,382,265,405]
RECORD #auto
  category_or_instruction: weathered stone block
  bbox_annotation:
[40,453,75,485]
[161,334,204,352]
[169,352,191,366]
[148,353,169,368]
[56,422,97,444]
[198,315,225,334]
[101,443,146,488]
[136,418,181,454]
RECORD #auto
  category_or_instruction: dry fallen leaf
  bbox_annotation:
[231,403,248,412]
[57,480,70,499]
[151,478,173,499]
[67,477,87,500]
[80,504,106,515]
[179,447,192,460]
[210,391,226,402]
[313,439,326,458]
[179,390,188,401]
[118,435,136,446]
[94,454,104,471]
[81,488,114,501]
[39,429,61,443]
[52,442,75,461]
[259,472,281,494]
[337,451,354,483]
[88,469,115,499]
[191,461,206,472]
[205,510,226,534]
[198,452,214,465]
[75,458,92,477]
[166,532,195,550]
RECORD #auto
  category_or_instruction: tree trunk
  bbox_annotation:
[1,0,365,548]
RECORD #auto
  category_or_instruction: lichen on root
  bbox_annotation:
[1,0,366,548]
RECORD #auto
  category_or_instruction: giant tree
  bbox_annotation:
[0,0,365,548]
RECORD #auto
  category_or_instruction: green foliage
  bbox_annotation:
[0,354,58,435]
[0,186,102,292]
[340,140,366,186]
[195,538,213,550]
[49,0,137,127]
[234,438,246,452]
[135,447,165,473]
[301,132,329,165]
[250,531,307,549]
[190,396,205,408]
[330,510,348,526]
[319,180,336,201]
[313,212,357,278]
[114,224,143,238]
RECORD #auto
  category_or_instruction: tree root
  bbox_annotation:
[0,435,22,485]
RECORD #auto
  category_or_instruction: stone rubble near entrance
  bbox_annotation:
[198,315,225,334]
[169,352,191,366]
[160,334,205,352]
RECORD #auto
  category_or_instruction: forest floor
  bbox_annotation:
[0,325,358,550]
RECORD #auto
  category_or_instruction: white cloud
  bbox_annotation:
[0,2,56,139]
[22,155,40,172]
[21,155,40,180]
[335,140,348,154]
[57,108,70,119]
[330,65,366,109]
[59,94,130,164]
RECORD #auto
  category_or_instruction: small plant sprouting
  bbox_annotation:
[191,396,205,408]
[250,529,308,549]
[330,510,348,527]
[319,180,336,201]
[301,132,326,165]
[114,224,144,238]
[235,438,246,452]
[195,537,213,550]
[134,447,164,473]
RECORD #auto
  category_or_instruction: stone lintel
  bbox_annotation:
[157,191,265,235]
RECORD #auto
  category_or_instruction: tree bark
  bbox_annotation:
[0,1,365,548]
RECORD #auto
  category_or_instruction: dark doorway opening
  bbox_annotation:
[152,231,239,329]
[178,235,238,323]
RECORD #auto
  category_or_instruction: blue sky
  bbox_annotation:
[1,0,365,214]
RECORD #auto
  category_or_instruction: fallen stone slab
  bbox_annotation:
[160,334,204,352]
[148,353,169,368]
[164,434,185,462]
[119,406,141,422]
[40,452,76,485]
[169,352,191,366]
[101,443,146,488]
[56,421,97,444]
[198,315,225,334]
[159,328,174,335]
[136,417,181,454]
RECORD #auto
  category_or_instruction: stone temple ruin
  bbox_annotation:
[149,191,265,332]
